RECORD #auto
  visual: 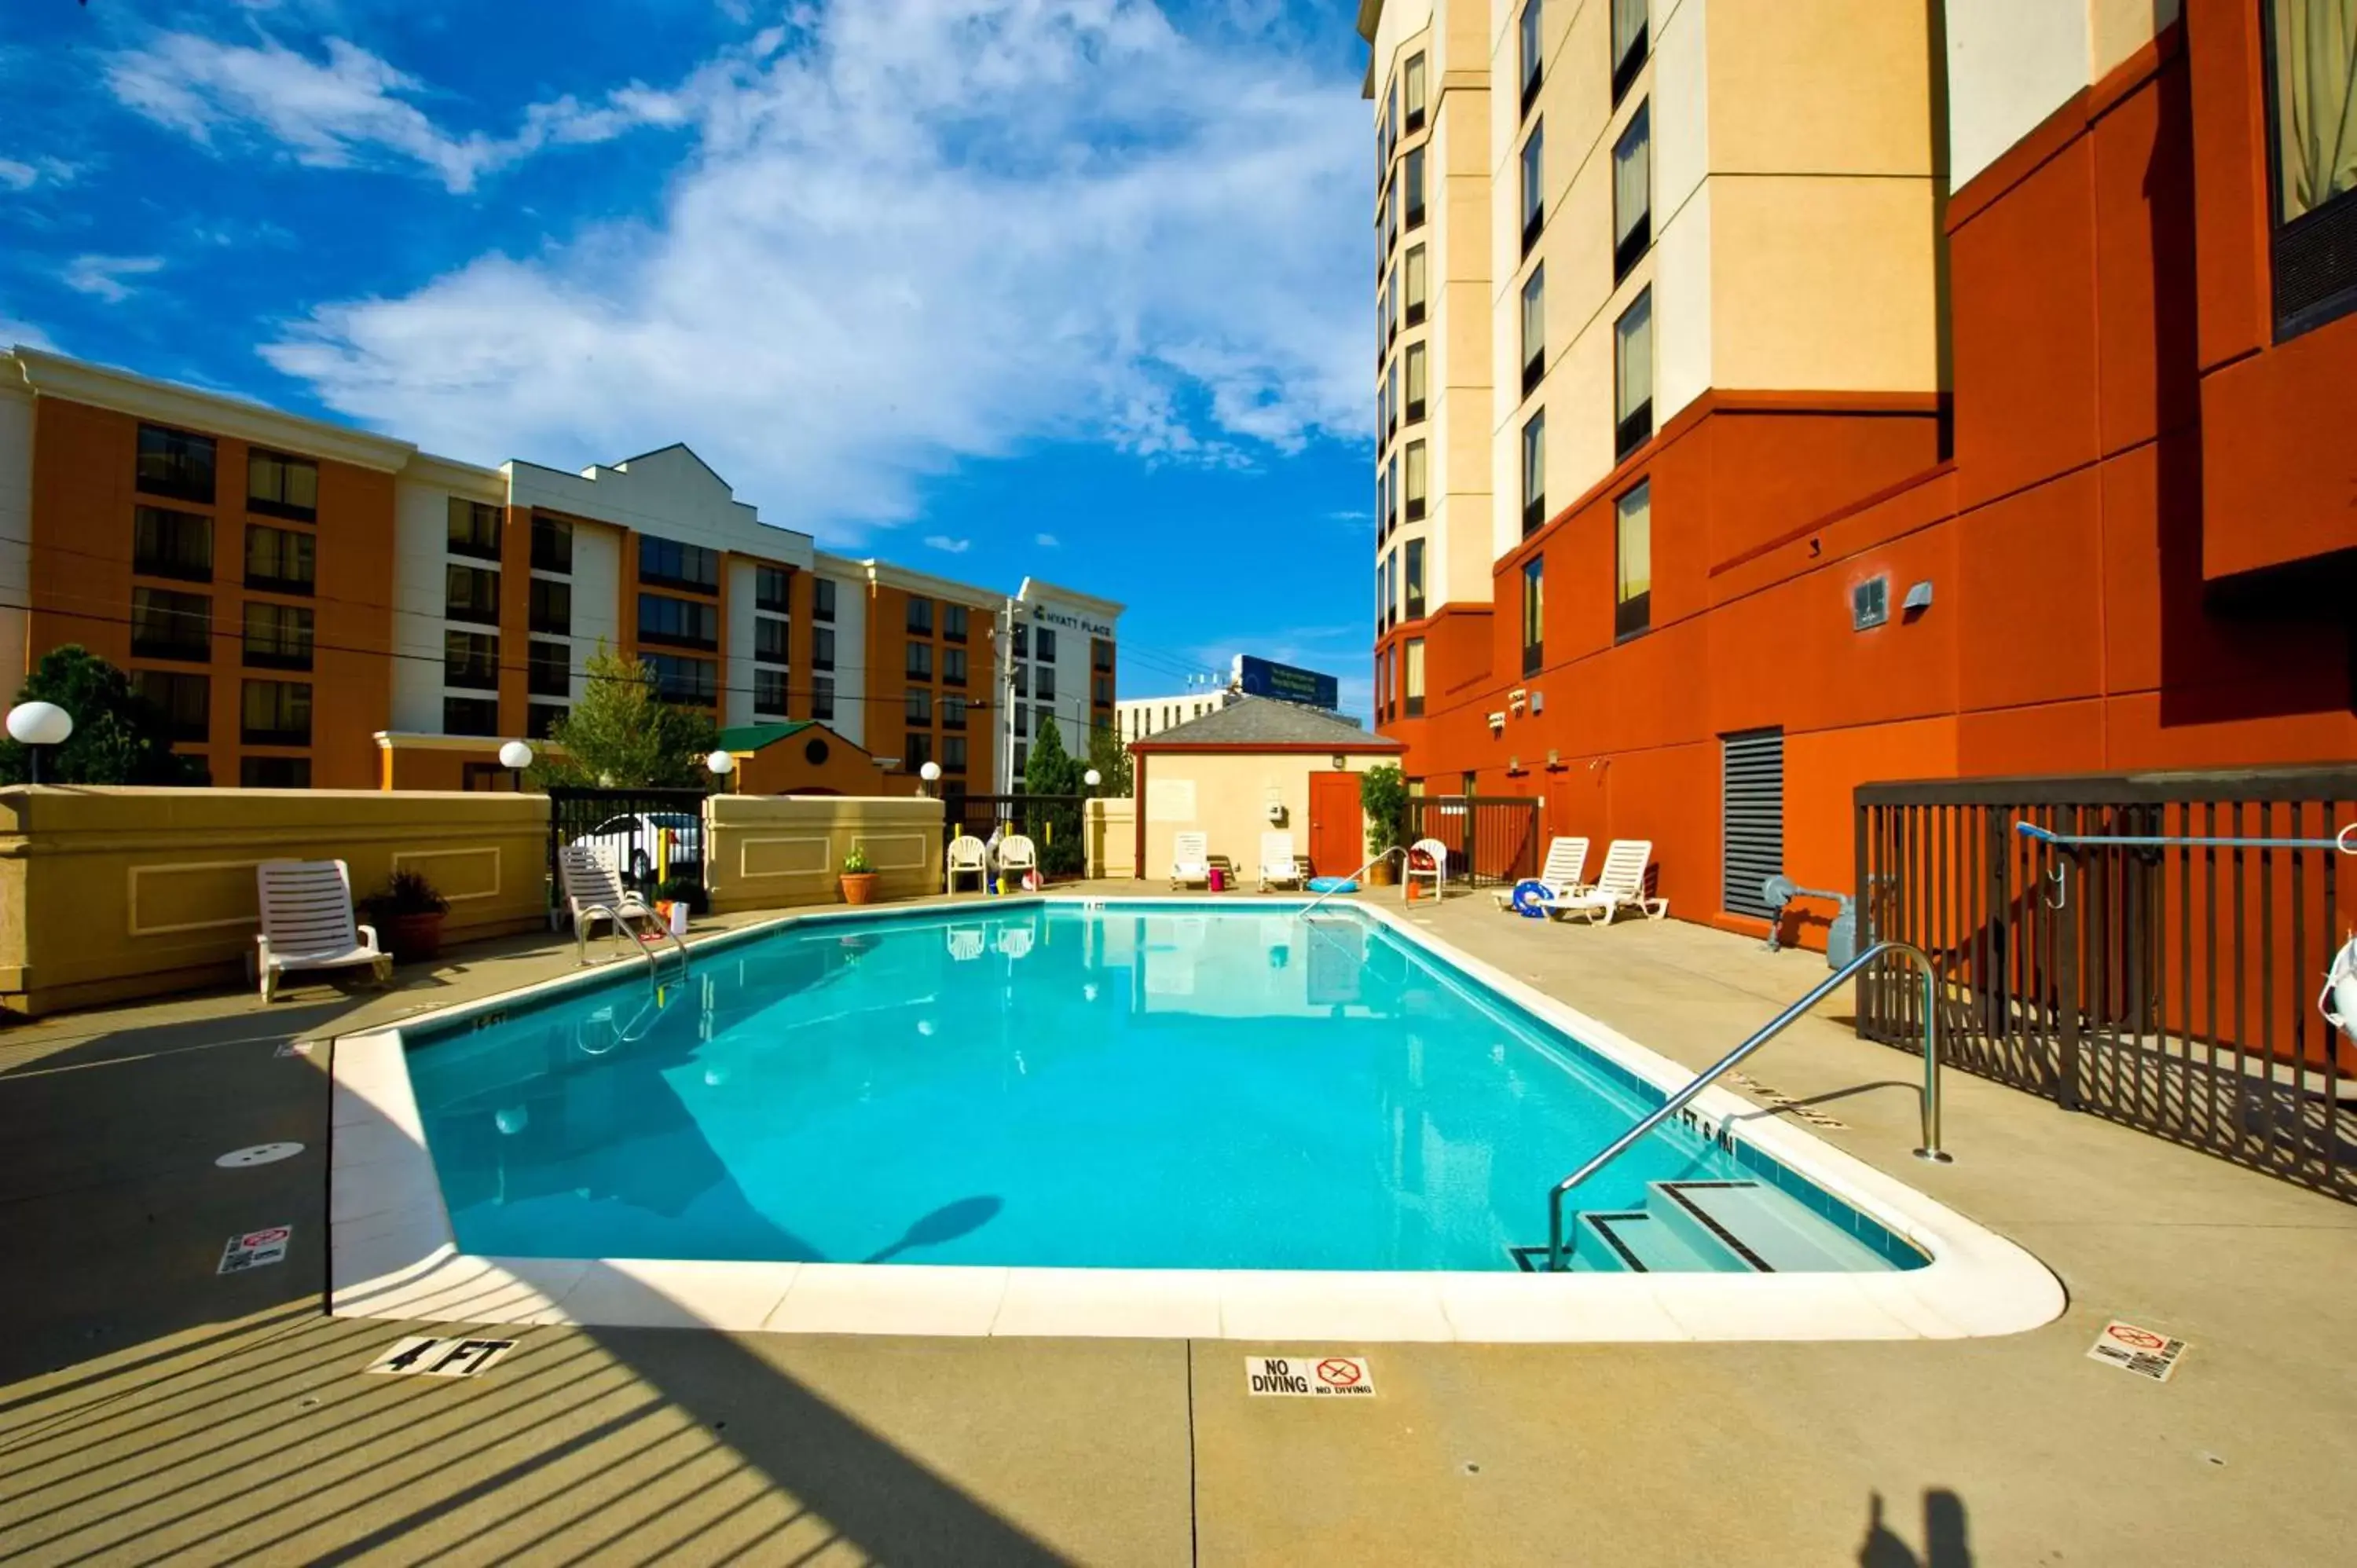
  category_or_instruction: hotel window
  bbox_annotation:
[907,640,933,680]
[1615,287,1654,460]
[528,702,566,739]
[1013,624,1028,658]
[134,507,212,582]
[1092,673,1113,705]
[1404,244,1427,326]
[638,593,718,650]
[1616,480,1654,639]
[1375,464,1390,544]
[812,626,836,671]
[447,498,501,560]
[446,564,500,626]
[1014,701,1029,738]
[755,564,791,614]
[1382,277,1395,356]
[907,595,934,635]
[1521,409,1547,536]
[1406,537,1427,618]
[1611,0,1648,104]
[241,679,311,746]
[647,653,717,705]
[812,675,835,720]
[1518,0,1543,117]
[1521,557,1545,676]
[754,615,790,665]
[943,735,968,774]
[1036,664,1057,702]
[1091,636,1113,672]
[2265,0,2357,335]
[530,512,573,573]
[1405,342,1426,422]
[1374,562,1386,631]
[443,631,498,691]
[944,645,969,684]
[1385,360,1398,438]
[906,687,933,727]
[247,450,318,522]
[638,536,718,593]
[131,587,210,662]
[1614,101,1652,282]
[1405,441,1427,524]
[812,577,837,621]
[1404,146,1425,229]
[244,525,314,594]
[1404,637,1426,717]
[1036,628,1058,663]
[529,577,571,636]
[1519,123,1545,255]
[944,603,969,640]
[528,639,570,698]
[1403,51,1427,134]
[443,696,499,737]
[943,694,968,731]
[1387,452,1400,533]
[243,602,313,671]
[1520,266,1545,397]
[136,424,215,504]
[241,757,310,789]
[904,732,934,772]
[1012,742,1028,776]
[133,669,209,742]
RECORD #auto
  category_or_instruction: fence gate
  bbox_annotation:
[547,786,713,899]
[1402,796,1540,888]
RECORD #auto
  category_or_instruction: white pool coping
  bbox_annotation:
[327,896,2067,1343]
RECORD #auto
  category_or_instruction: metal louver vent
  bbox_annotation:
[1721,728,1784,919]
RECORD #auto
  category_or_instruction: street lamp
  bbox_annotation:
[918,759,942,800]
[6,701,73,784]
[706,749,735,790]
[1083,768,1102,794]
[497,739,533,793]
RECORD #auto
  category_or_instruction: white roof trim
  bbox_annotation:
[9,348,418,473]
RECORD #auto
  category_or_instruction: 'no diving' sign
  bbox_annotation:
[1245,1355,1374,1398]
[2087,1319,2188,1383]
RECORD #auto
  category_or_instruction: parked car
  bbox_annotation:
[571,811,703,885]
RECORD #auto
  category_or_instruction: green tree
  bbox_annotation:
[1024,715,1086,875]
[533,641,718,789]
[0,646,203,786]
[1085,720,1132,797]
[1358,764,1408,856]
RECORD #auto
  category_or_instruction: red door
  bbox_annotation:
[1308,771,1363,877]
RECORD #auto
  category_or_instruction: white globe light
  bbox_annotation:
[5,701,72,748]
[919,760,942,782]
[497,740,534,771]
[706,749,735,776]
[1083,768,1102,787]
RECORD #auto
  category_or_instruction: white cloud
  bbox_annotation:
[61,255,165,304]
[102,33,671,193]
[0,311,58,352]
[1035,532,1060,548]
[1325,508,1369,522]
[0,156,75,192]
[924,535,972,554]
[258,0,1371,537]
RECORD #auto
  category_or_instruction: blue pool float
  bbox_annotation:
[1508,879,1553,918]
[1305,876,1358,895]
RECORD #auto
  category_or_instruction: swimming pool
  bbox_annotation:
[330,898,2065,1341]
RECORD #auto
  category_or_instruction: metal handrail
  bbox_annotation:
[574,901,691,991]
[2015,820,2357,854]
[1542,940,1948,1273]
[1299,845,1409,918]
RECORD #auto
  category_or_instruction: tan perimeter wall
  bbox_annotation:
[1138,751,1390,883]
[1087,797,1136,878]
[0,787,549,1017]
[705,794,944,915]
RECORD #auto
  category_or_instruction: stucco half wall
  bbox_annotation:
[1131,746,1402,883]
[703,794,944,914]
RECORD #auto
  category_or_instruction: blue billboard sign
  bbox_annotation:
[1236,655,1340,712]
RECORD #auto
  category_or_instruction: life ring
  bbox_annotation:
[2322,932,2357,1043]
[1508,879,1552,918]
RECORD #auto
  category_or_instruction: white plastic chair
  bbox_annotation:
[946,834,988,894]
[997,923,1036,959]
[1493,836,1590,912]
[1562,839,1670,925]
[558,844,660,957]
[1404,837,1450,900]
[947,925,987,962]
[255,859,391,1002]
[1171,830,1211,888]
[1259,831,1304,891]
[998,833,1039,888]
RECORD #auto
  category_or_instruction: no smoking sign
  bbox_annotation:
[1245,1355,1375,1398]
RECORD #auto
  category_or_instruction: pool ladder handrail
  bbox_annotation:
[1298,845,1410,918]
[1542,940,1948,1273]
[575,902,691,991]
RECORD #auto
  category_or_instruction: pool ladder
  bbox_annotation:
[575,903,691,991]
[1541,940,1948,1273]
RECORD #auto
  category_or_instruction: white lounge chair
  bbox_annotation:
[947,925,987,962]
[255,859,391,1002]
[1562,838,1670,925]
[998,833,1039,889]
[1171,830,1211,889]
[946,834,988,894]
[1405,837,1450,900]
[558,844,662,958]
[1494,836,1591,913]
[1259,831,1305,891]
[998,923,1036,959]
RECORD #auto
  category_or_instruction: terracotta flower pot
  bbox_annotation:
[841,872,878,907]
[380,911,445,964]
[1365,855,1398,887]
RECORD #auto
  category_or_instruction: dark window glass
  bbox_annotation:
[754,615,790,665]
[242,602,314,671]
[1012,624,1029,658]
[904,732,933,771]
[1522,266,1546,395]
[756,565,791,613]
[646,653,717,705]
[240,756,310,788]
[812,626,836,671]
[1406,343,1426,422]
[1406,537,1427,618]
[1404,636,1425,717]
[1036,664,1058,702]
[1616,480,1653,639]
[527,702,566,739]
[1093,674,1113,705]
[942,694,967,731]
[906,687,933,725]
[137,424,216,504]
[447,497,501,559]
[1405,146,1426,229]
[1036,627,1058,664]
[1013,661,1030,698]
[1091,637,1114,672]
[442,696,500,736]
[944,603,969,640]
[530,512,574,573]
[906,596,934,635]
[528,639,570,697]
[755,668,789,715]
[1614,102,1653,281]
[811,675,835,720]
[1521,409,1547,536]
[134,507,213,582]
[942,735,967,773]
[638,535,718,593]
[240,679,311,746]
[247,450,318,522]
[944,646,968,685]
[1521,558,1545,676]
[1520,123,1545,254]
[446,564,500,625]
[132,669,209,742]
[906,640,933,680]
[1615,287,1655,459]
[245,525,314,594]
[1405,51,1427,133]
[1013,742,1028,776]
[529,577,571,635]
[131,587,211,661]
[812,577,837,621]
[1611,0,1648,104]
[1014,702,1029,738]
[445,631,500,691]
[1519,0,1544,114]
[637,592,720,650]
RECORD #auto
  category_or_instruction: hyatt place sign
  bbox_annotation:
[1029,604,1114,639]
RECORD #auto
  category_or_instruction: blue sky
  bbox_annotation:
[0,0,1377,714]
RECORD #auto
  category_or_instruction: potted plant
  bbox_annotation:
[1359,764,1408,886]
[840,844,878,907]
[362,868,449,963]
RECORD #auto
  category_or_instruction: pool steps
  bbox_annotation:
[1567,1179,1885,1274]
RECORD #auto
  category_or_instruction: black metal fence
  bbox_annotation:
[945,792,1091,876]
[1855,767,2356,1203]
[547,786,712,898]
[1403,795,1541,888]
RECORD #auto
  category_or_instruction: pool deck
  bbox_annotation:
[4,886,2355,1565]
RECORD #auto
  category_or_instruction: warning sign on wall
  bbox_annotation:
[2087,1319,2188,1383]
[217,1225,292,1274]
[1244,1355,1374,1398]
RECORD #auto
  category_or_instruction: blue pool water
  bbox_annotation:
[402,904,1911,1273]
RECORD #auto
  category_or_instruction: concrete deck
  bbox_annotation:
[4,888,2354,1565]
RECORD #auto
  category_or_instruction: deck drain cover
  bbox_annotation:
[216,1141,305,1168]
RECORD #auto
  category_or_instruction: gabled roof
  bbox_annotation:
[1131,696,1400,753]
[716,720,821,752]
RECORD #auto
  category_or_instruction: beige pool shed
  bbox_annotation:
[1128,698,1405,882]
